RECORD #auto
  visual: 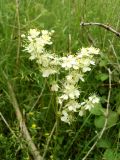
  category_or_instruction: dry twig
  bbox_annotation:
[80,22,120,38]
[3,72,43,160]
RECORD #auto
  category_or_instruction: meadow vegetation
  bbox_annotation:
[0,0,120,160]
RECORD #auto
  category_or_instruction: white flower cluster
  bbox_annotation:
[22,29,100,125]
[78,94,100,116]
[22,29,60,77]
[58,47,100,102]
[61,95,100,124]
[58,47,100,124]
[61,47,99,72]
[22,29,53,59]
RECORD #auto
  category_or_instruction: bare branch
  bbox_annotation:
[80,22,120,38]
[3,72,43,160]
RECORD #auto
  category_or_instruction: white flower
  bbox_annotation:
[51,83,59,92]
[66,100,81,112]
[50,57,61,66]
[66,74,73,82]
[81,58,91,66]
[82,95,100,111]
[61,110,70,124]
[69,89,80,99]
[59,94,69,101]
[58,97,63,104]
[29,29,40,38]
[78,48,89,58]
[82,66,91,72]
[89,95,100,104]
[79,110,85,116]
[58,82,80,104]
[78,47,100,57]
[66,72,84,83]
[41,30,49,35]
[37,54,52,67]
[41,30,52,45]
[61,55,79,70]
[29,52,37,60]
[35,37,47,47]
[90,60,95,65]
[63,84,80,99]
[21,34,25,38]
[80,102,86,106]
[42,68,57,77]
[87,46,100,55]
[84,103,93,111]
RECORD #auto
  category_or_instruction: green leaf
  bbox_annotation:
[95,73,109,81]
[103,149,115,160]
[103,149,120,160]
[107,111,119,128]
[94,111,119,128]
[90,104,103,115]
[94,116,105,128]
[97,138,111,148]
[100,73,109,81]
[116,106,120,115]
[99,60,107,67]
